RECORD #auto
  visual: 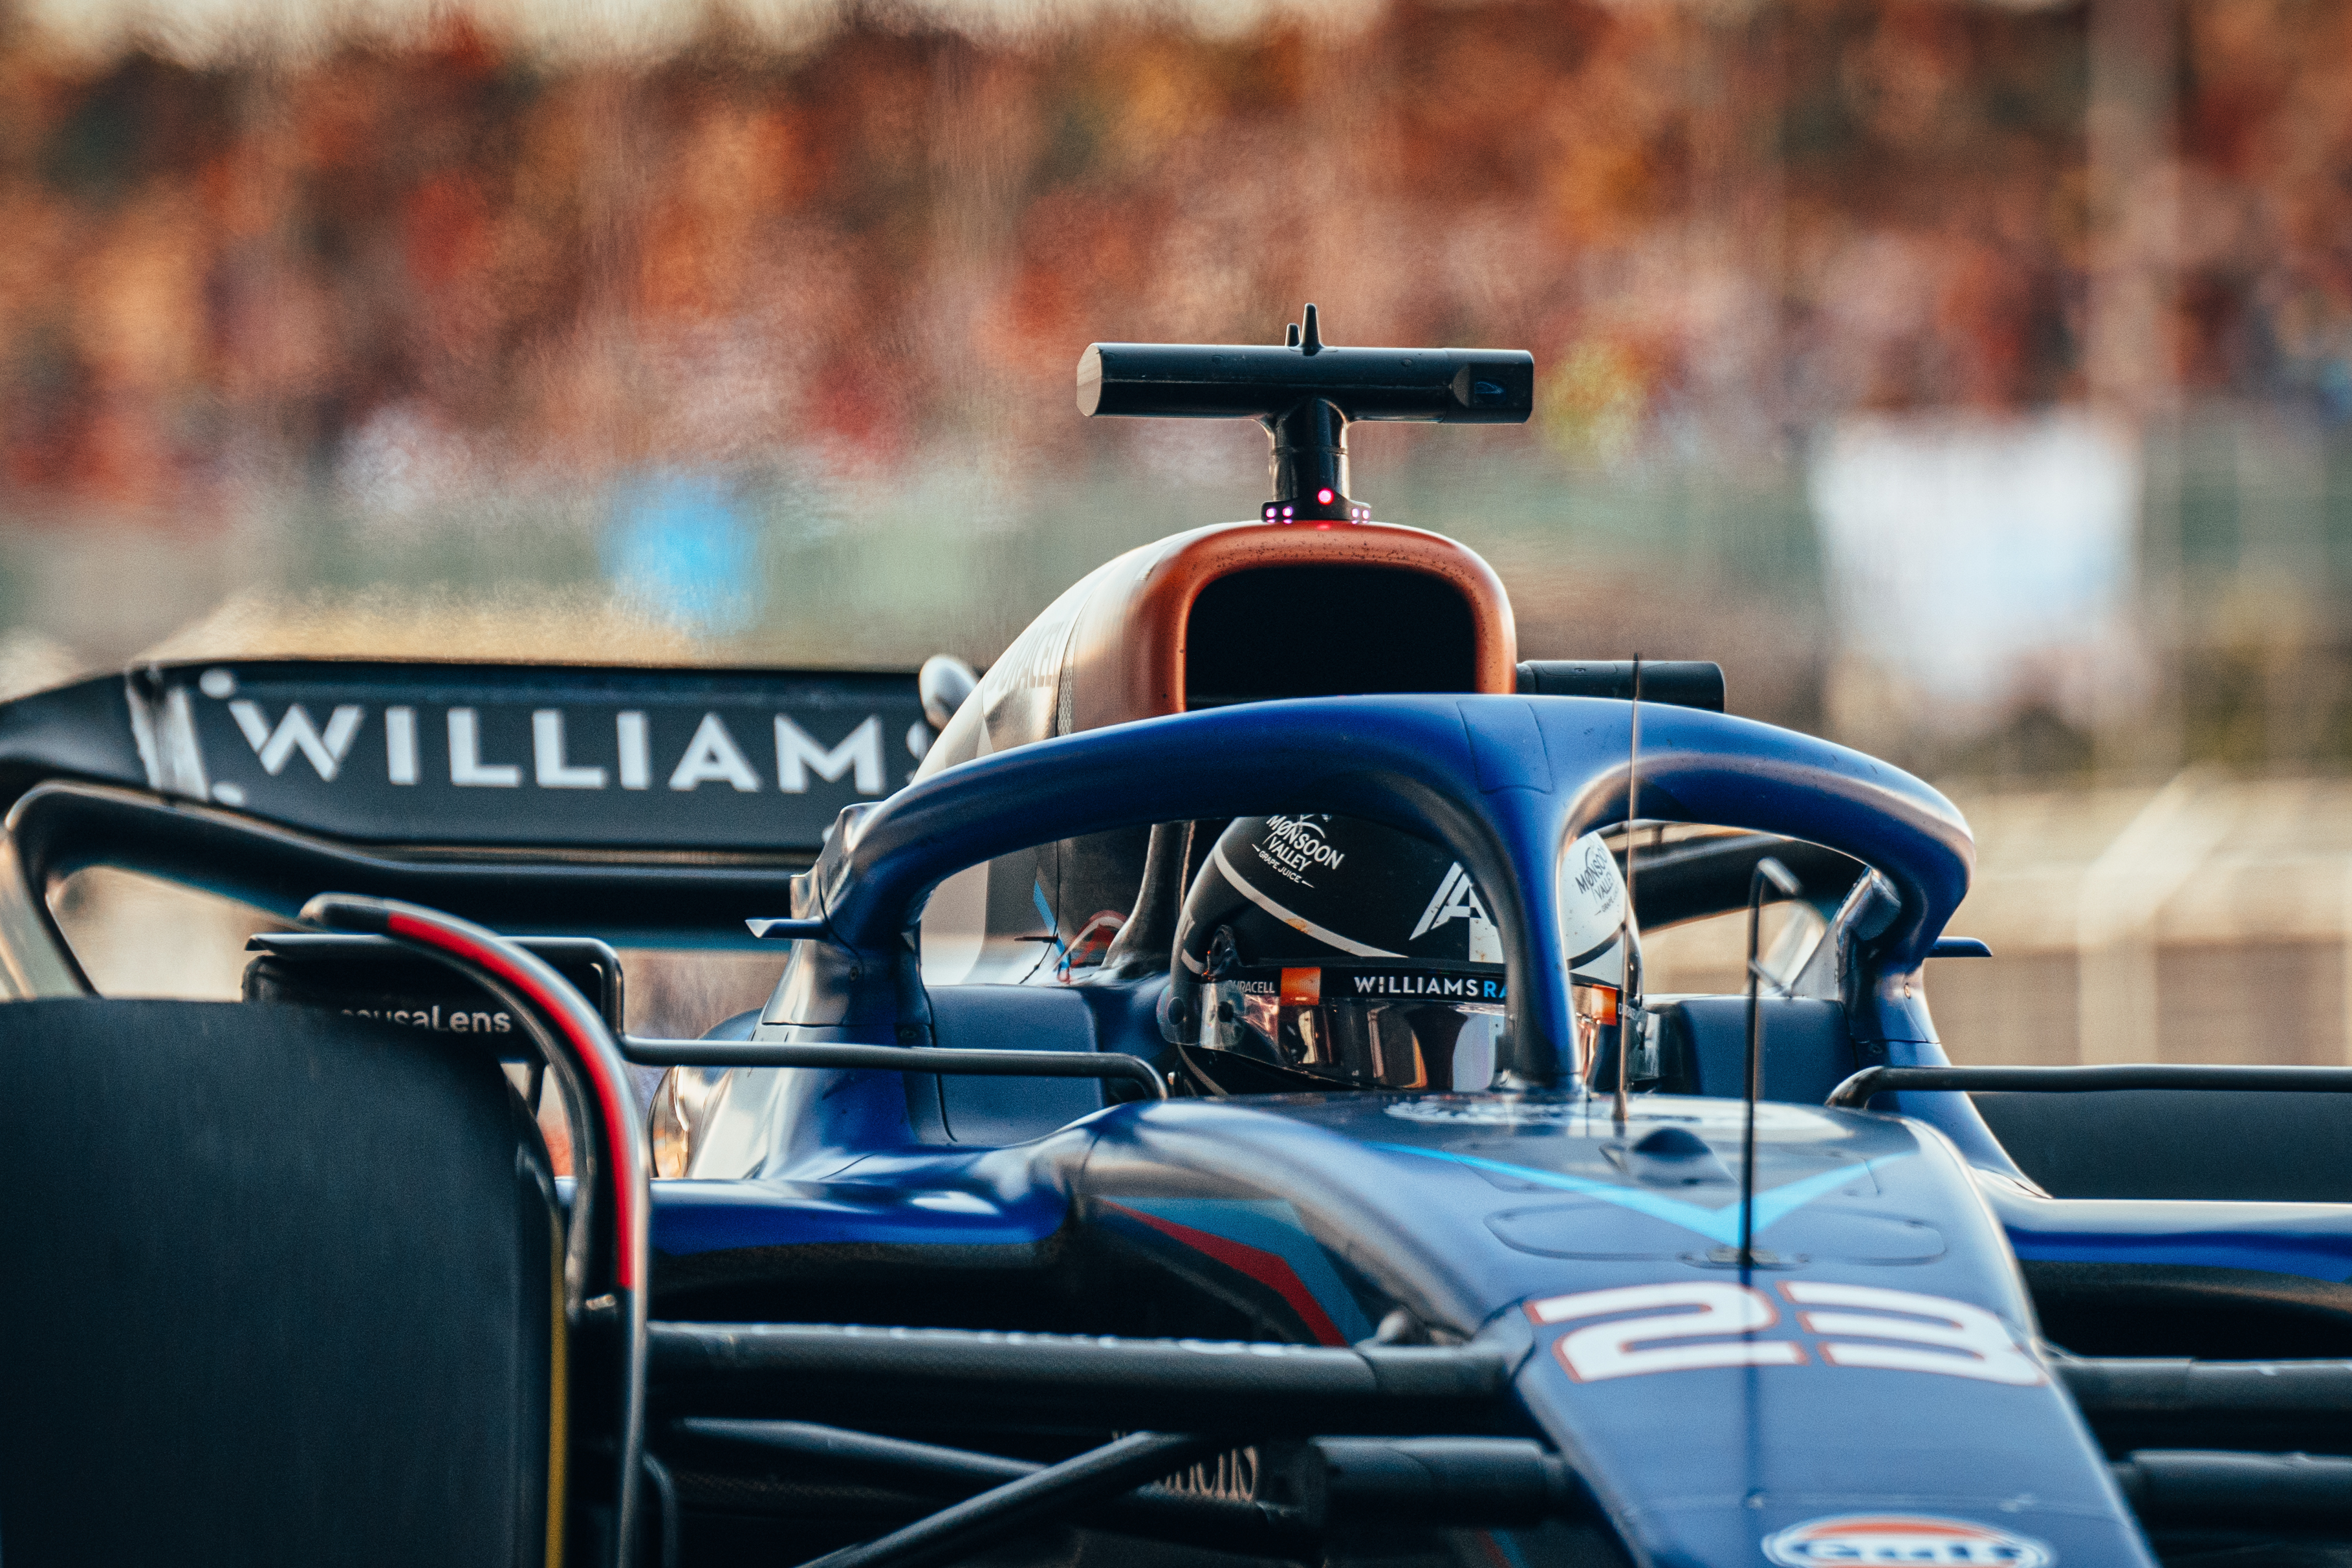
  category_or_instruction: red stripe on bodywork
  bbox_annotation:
[1101,1201,1348,1346]
[387,909,642,1291]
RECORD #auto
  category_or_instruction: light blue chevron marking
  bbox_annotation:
[1366,1142,1902,1248]
[1031,883,1064,955]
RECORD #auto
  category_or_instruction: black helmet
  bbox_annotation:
[1166,814,1514,1094]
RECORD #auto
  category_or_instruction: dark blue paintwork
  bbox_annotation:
[658,1089,2151,1564]
[638,690,2352,1563]
[640,692,2205,1562]
[1980,1176,2352,1281]
[653,1162,1069,1255]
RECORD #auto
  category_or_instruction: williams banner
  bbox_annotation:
[0,660,930,855]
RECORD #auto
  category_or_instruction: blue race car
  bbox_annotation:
[2,309,2347,1568]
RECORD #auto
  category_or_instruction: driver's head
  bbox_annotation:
[1167,814,1509,1094]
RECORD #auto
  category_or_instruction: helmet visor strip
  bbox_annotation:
[1201,963,1505,1091]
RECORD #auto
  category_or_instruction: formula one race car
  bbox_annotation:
[4,309,2352,1568]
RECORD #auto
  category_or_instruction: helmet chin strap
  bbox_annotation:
[1173,1038,1235,1098]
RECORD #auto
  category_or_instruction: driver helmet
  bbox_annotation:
[1166,814,1626,1094]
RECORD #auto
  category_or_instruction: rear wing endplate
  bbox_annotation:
[0,659,926,856]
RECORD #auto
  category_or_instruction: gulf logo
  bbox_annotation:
[1762,1515,2053,1567]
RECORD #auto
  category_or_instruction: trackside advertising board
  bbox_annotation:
[0,661,930,855]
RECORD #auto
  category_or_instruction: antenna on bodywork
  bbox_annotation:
[1738,856,1805,1272]
[1613,657,1644,1127]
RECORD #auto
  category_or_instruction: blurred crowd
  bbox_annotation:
[11,0,2352,1065]
[0,0,2344,513]
[0,0,2348,781]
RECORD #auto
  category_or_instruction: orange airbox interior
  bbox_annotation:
[1060,521,1517,734]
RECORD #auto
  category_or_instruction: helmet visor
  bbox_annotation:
[1199,964,1505,1091]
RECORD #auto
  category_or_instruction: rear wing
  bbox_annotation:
[0,660,926,856]
[0,662,929,983]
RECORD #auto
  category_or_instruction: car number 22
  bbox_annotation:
[1524,1281,2044,1386]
